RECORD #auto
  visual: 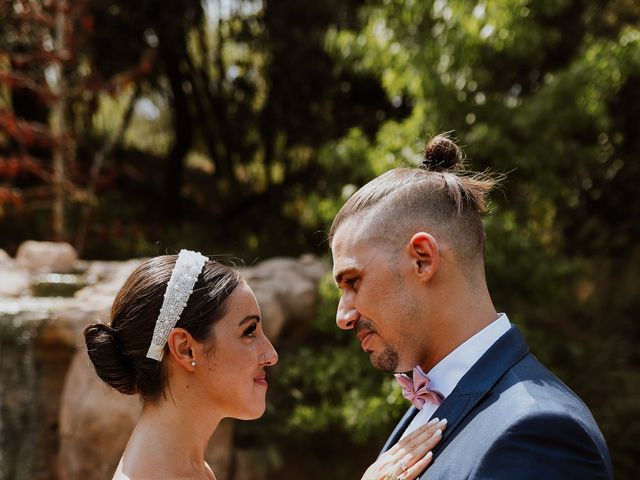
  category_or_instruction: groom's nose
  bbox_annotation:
[336,292,359,330]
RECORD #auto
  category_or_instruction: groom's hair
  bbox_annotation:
[329,134,498,271]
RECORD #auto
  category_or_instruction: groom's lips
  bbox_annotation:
[357,330,375,352]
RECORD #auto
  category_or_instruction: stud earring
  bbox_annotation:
[191,360,196,367]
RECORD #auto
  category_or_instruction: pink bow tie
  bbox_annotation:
[395,366,444,410]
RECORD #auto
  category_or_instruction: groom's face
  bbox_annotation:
[331,219,423,373]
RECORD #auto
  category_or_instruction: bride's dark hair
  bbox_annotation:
[84,255,241,402]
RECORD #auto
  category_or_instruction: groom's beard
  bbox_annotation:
[371,346,399,373]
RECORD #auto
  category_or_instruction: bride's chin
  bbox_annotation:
[236,407,266,421]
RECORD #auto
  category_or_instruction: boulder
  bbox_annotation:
[232,449,268,480]
[57,352,236,480]
[0,270,30,297]
[57,352,142,480]
[50,254,326,480]
[16,241,79,273]
[0,248,13,268]
[243,256,328,326]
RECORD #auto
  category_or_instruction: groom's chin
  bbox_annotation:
[369,348,399,373]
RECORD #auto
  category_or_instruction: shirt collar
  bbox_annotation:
[426,313,511,398]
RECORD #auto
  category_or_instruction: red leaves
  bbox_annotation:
[0,186,23,209]
[0,111,58,148]
[0,155,49,180]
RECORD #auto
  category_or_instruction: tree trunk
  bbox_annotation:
[163,47,192,221]
[50,0,68,240]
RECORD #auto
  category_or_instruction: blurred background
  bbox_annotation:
[1,0,639,478]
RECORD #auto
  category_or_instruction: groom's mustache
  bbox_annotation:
[355,319,376,336]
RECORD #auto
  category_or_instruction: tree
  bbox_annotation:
[296,0,640,476]
[0,0,151,248]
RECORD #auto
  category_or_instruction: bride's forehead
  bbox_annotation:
[218,283,260,319]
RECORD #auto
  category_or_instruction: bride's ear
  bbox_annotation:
[167,328,197,372]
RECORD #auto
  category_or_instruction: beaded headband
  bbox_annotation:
[146,249,208,361]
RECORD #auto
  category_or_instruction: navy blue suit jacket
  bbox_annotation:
[381,326,613,479]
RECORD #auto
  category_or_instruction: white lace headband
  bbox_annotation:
[146,249,208,361]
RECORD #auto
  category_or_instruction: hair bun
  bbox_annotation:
[84,323,138,395]
[422,134,464,171]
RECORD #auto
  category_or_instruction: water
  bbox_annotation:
[0,295,80,480]
[0,312,41,480]
[30,273,90,298]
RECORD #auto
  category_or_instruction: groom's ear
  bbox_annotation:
[167,328,197,372]
[407,232,440,283]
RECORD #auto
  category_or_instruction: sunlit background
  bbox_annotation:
[1,0,639,478]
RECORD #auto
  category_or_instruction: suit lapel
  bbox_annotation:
[380,326,530,459]
[427,326,530,455]
[379,406,419,455]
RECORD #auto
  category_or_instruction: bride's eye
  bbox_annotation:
[243,323,257,338]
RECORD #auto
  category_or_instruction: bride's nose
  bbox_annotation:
[259,340,278,366]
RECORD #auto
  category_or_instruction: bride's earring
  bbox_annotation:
[191,360,196,367]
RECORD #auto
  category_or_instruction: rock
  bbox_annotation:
[82,259,147,286]
[206,419,235,480]
[0,270,30,297]
[57,351,142,480]
[16,241,79,273]
[0,248,14,268]
[232,449,268,480]
[251,286,287,341]
[0,254,327,480]
[57,352,236,480]
[243,255,329,325]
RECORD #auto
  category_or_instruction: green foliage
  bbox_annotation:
[249,0,640,477]
[2,0,639,477]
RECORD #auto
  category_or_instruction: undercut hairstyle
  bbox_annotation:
[84,255,242,403]
[329,134,498,269]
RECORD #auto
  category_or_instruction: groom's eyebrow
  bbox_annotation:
[239,315,261,326]
[334,267,357,285]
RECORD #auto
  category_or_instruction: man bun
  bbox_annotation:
[84,323,138,395]
[421,134,464,171]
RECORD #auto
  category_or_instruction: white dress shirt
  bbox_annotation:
[400,313,512,439]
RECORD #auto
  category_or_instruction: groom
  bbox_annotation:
[329,136,613,479]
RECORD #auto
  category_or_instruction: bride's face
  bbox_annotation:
[198,281,278,420]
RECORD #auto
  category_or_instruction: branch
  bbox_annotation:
[75,84,140,255]
[0,154,51,181]
[0,72,56,103]
[0,110,59,147]
[0,186,24,209]
[218,161,322,222]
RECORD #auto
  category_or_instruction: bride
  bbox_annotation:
[84,250,445,479]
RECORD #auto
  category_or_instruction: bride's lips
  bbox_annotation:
[254,374,268,387]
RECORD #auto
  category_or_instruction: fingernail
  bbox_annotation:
[435,429,442,436]
[426,451,433,460]
[440,418,448,425]
[429,417,440,425]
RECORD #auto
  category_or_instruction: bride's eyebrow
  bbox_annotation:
[238,315,260,326]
